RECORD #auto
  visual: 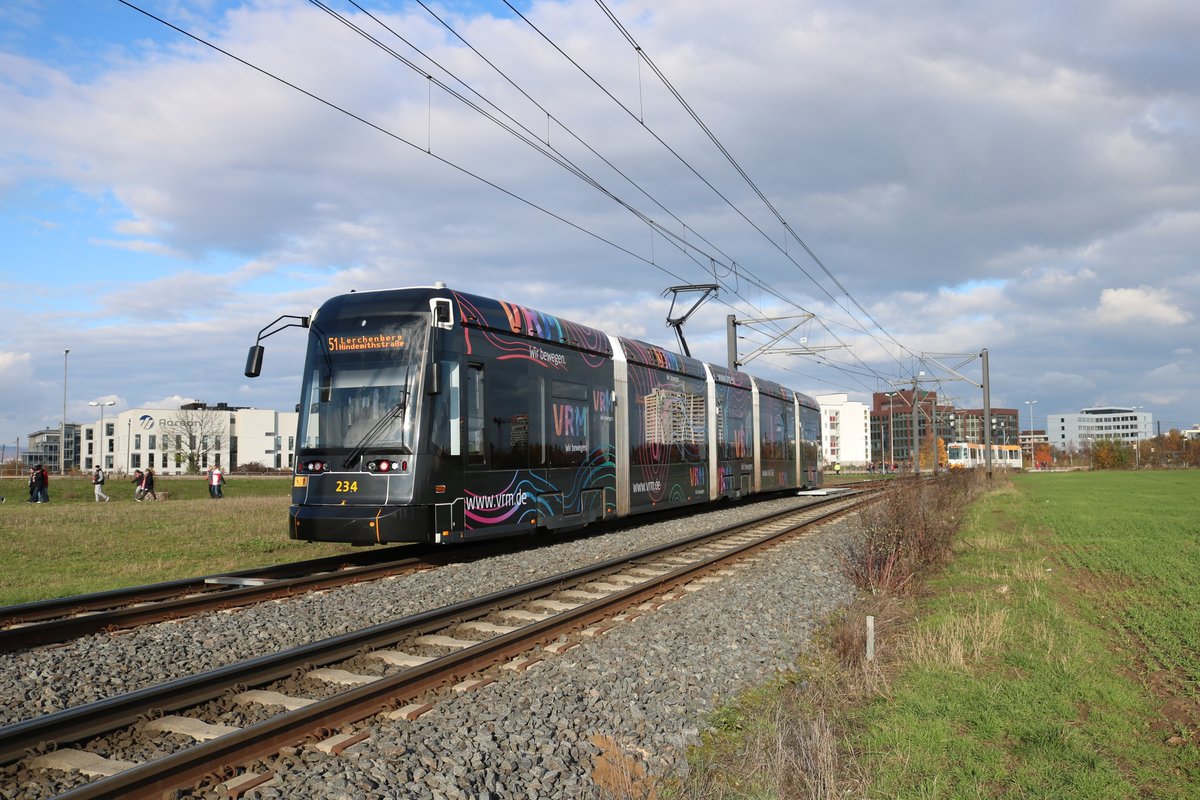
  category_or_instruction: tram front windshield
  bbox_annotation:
[297,317,428,454]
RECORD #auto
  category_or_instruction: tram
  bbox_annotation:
[945,442,1023,470]
[246,284,823,545]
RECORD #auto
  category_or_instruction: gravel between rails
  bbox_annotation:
[0,495,860,799]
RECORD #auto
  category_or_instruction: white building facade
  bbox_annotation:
[1047,407,1154,451]
[80,405,299,476]
[815,393,872,468]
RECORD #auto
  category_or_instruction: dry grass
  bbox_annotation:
[903,599,1009,670]
[671,475,1002,800]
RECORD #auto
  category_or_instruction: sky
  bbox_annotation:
[2,0,1198,455]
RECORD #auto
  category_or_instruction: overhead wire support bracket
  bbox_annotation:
[663,284,718,357]
[727,312,840,370]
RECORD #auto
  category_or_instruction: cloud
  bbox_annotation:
[3,0,1200,446]
[1094,286,1191,325]
[90,237,183,258]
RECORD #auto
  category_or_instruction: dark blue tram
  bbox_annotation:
[247,284,822,545]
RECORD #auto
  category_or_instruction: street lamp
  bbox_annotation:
[89,400,116,470]
[1132,405,1144,469]
[61,349,70,475]
[1024,400,1038,469]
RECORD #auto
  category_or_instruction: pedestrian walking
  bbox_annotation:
[131,469,145,501]
[29,465,49,503]
[92,466,110,503]
[141,467,158,501]
[209,465,225,499]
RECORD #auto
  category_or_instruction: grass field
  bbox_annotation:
[4,470,1198,798]
[679,470,1200,799]
[0,476,357,605]
[851,471,1199,798]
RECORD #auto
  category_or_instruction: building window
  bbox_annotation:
[148,435,156,451]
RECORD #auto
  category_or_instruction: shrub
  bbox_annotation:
[840,471,985,595]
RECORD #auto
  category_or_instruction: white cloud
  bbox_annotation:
[3,0,1200,444]
[1094,286,1191,325]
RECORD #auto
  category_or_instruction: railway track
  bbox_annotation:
[0,534,599,652]
[0,547,447,652]
[0,488,878,653]
[0,488,873,800]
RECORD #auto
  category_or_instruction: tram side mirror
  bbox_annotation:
[245,345,265,378]
[431,299,453,330]
[426,362,441,395]
[320,374,332,403]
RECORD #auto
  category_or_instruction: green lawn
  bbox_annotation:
[852,471,1199,798]
[0,476,357,605]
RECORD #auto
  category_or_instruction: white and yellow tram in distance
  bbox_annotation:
[945,442,1023,470]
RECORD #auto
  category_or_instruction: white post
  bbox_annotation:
[866,615,875,662]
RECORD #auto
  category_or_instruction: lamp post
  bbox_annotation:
[1024,400,1038,469]
[89,401,116,470]
[1132,405,1144,469]
[61,349,70,475]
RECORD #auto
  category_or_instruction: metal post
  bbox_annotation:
[888,393,895,471]
[89,401,116,471]
[1133,405,1143,469]
[981,348,992,479]
[726,314,738,371]
[911,377,920,476]
[931,401,939,476]
[61,349,70,475]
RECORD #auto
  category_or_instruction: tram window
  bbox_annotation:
[547,379,589,468]
[551,380,588,402]
[485,366,530,469]
[428,362,460,457]
[466,364,485,465]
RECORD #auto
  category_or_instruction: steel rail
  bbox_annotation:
[0,494,799,648]
[0,492,865,771]
[50,496,867,800]
[0,552,436,652]
[0,536,556,651]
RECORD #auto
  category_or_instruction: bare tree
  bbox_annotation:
[165,407,230,474]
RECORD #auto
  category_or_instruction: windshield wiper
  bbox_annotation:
[343,398,407,468]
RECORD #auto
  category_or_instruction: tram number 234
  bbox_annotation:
[335,480,359,493]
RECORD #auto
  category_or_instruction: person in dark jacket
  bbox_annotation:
[140,467,158,501]
[30,465,49,503]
